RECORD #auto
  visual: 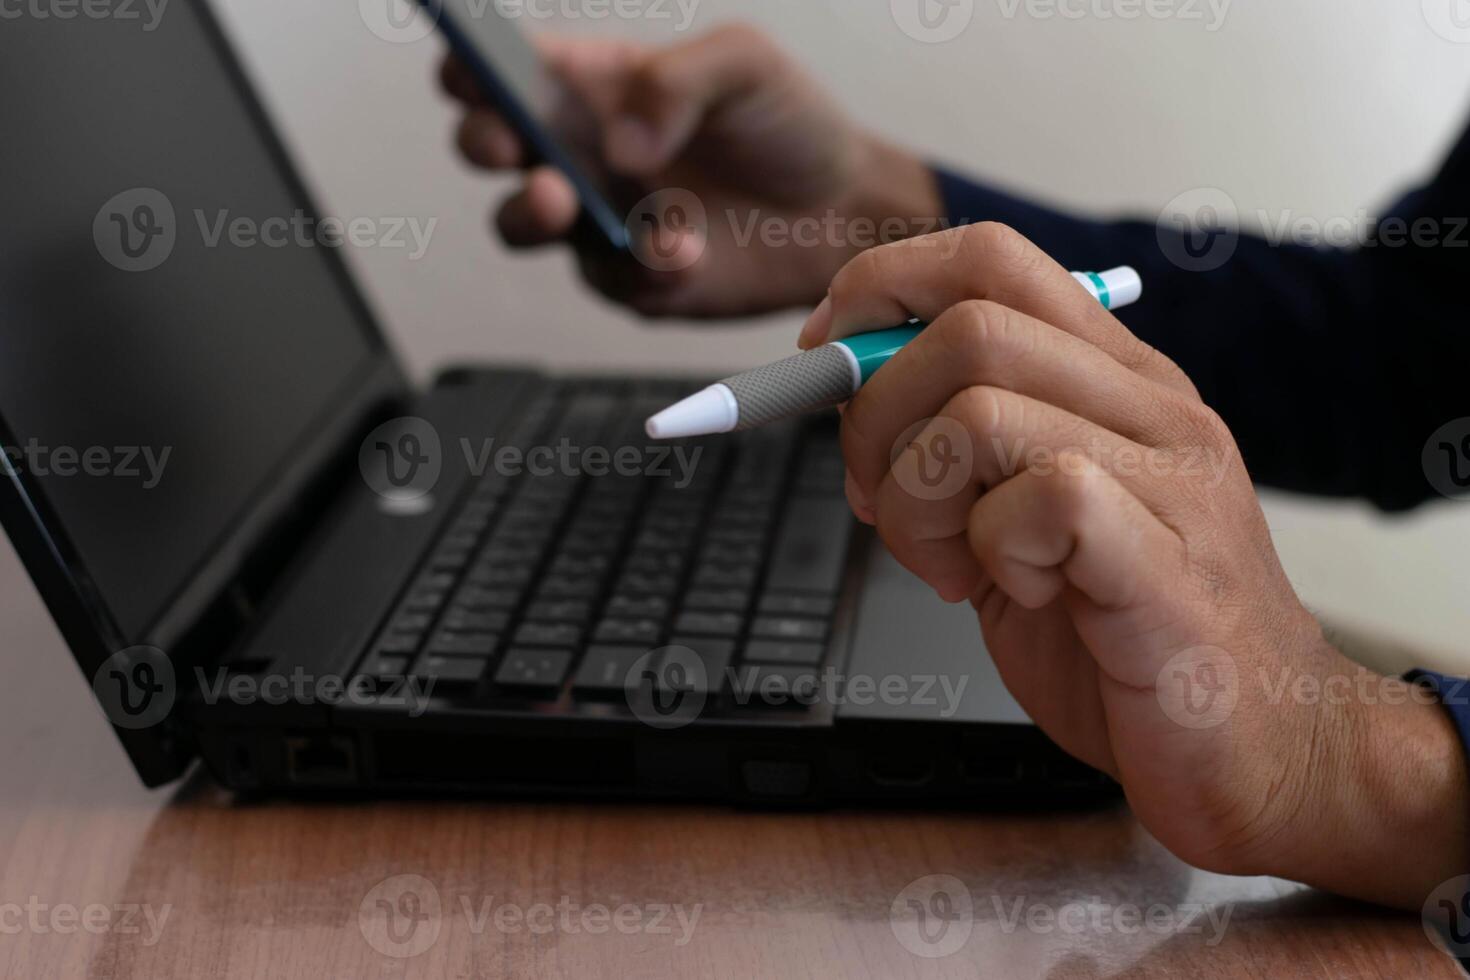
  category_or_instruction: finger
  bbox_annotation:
[843,299,1201,499]
[456,108,524,170]
[607,24,785,176]
[870,387,1180,602]
[805,222,1194,394]
[967,455,1185,617]
[494,167,580,248]
[439,55,486,106]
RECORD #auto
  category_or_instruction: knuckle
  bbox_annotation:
[936,300,1027,375]
[948,384,1012,440]
[960,221,1037,270]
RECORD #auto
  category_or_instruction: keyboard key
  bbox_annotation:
[494,649,574,695]
[682,589,750,612]
[374,633,422,657]
[605,595,670,619]
[743,641,824,666]
[360,652,411,677]
[525,599,595,624]
[593,618,663,645]
[538,575,601,600]
[513,622,584,648]
[750,617,828,642]
[468,563,535,588]
[549,554,612,578]
[389,612,434,634]
[730,666,821,709]
[766,498,853,595]
[426,631,500,658]
[571,646,647,699]
[758,594,836,617]
[453,585,522,611]
[623,551,686,575]
[440,609,511,633]
[428,547,472,572]
[616,572,680,597]
[402,588,447,613]
[691,563,758,589]
[413,654,489,686]
[665,638,736,697]
[672,611,743,637]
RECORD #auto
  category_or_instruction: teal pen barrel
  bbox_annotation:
[835,325,925,384]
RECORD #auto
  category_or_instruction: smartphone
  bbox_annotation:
[425,0,636,253]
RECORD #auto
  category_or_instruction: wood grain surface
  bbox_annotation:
[0,542,1457,980]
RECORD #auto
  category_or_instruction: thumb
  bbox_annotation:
[605,24,782,176]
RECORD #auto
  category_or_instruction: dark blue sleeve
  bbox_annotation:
[930,117,1470,512]
[1407,671,1470,760]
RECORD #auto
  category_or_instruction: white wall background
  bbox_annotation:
[211,0,1470,671]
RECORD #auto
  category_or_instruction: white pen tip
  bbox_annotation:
[645,384,740,440]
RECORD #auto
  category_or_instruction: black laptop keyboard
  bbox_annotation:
[355,379,853,715]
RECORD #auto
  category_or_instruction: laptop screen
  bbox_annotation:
[0,4,383,640]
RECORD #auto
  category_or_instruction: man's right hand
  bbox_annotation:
[441,24,942,319]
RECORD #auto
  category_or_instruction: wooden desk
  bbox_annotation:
[0,544,1455,979]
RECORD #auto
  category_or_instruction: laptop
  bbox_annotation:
[0,1,1110,803]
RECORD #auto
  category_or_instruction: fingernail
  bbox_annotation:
[799,294,833,350]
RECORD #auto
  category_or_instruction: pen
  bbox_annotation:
[645,266,1143,440]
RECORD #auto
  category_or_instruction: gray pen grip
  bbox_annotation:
[721,345,856,431]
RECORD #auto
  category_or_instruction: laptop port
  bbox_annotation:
[284,735,357,786]
[867,753,936,788]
